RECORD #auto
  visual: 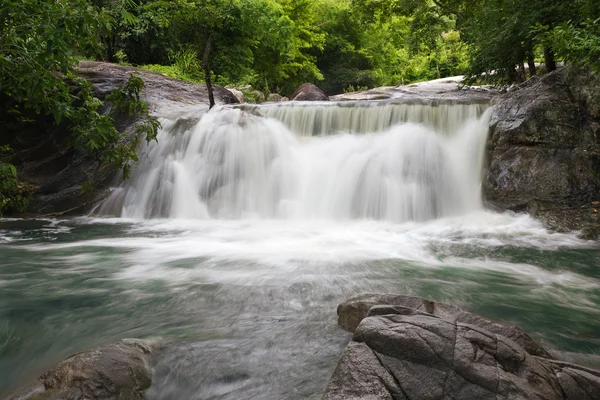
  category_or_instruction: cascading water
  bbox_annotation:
[97,100,492,221]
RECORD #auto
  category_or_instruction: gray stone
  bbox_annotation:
[8,339,162,400]
[484,66,600,233]
[228,88,245,103]
[337,293,551,358]
[324,294,600,400]
[290,83,329,101]
[249,89,265,103]
[266,93,283,102]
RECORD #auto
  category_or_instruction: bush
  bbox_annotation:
[0,146,33,216]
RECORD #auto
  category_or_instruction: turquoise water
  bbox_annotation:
[1,214,599,399]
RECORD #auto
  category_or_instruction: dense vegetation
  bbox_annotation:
[98,0,599,93]
[1,0,599,214]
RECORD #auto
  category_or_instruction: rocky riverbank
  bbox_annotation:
[484,67,600,237]
[2,62,237,216]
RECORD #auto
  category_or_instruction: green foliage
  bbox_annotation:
[69,74,161,179]
[139,64,205,83]
[0,0,161,192]
[0,0,106,121]
[541,18,600,73]
[0,146,32,216]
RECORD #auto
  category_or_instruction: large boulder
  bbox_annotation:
[290,83,329,101]
[484,67,600,232]
[337,293,551,358]
[324,294,600,400]
[8,339,162,400]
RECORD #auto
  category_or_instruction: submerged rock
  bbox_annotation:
[324,294,600,400]
[8,339,162,400]
[484,67,600,233]
[290,83,329,101]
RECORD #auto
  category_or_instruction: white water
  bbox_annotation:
[98,101,492,221]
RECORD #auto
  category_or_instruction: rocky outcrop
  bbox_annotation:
[8,339,162,400]
[484,67,600,233]
[290,83,329,101]
[323,294,600,400]
[2,61,238,215]
[330,76,496,104]
[337,294,551,358]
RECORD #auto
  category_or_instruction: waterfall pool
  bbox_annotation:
[1,216,599,398]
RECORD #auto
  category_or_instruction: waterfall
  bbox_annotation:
[97,100,492,222]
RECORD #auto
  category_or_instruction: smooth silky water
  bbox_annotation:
[1,100,599,399]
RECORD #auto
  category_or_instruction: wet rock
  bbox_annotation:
[579,224,600,240]
[329,77,498,103]
[484,66,600,232]
[337,293,551,358]
[325,295,600,400]
[290,83,329,101]
[8,339,162,400]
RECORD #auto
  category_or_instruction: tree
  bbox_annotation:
[0,0,160,204]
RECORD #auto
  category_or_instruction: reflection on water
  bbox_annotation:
[0,215,599,398]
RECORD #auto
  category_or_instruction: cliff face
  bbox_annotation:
[2,62,237,215]
[484,67,600,234]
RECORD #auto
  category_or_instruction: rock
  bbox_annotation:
[3,61,238,216]
[8,339,162,400]
[228,88,245,103]
[281,96,289,102]
[484,66,600,232]
[266,93,283,102]
[337,293,551,358]
[324,295,600,400]
[329,79,498,103]
[579,224,600,240]
[290,83,330,101]
[250,89,265,103]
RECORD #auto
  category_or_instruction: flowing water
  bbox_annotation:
[1,100,599,399]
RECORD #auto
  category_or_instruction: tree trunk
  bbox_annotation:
[544,47,557,73]
[203,33,215,110]
[518,62,526,83]
[527,54,536,78]
[526,40,536,78]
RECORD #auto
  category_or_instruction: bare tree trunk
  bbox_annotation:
[527,54,537,78]
[203,33,215,110]
[526,40,536,78]
[518,62,526,83]
[544,47,557,73]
